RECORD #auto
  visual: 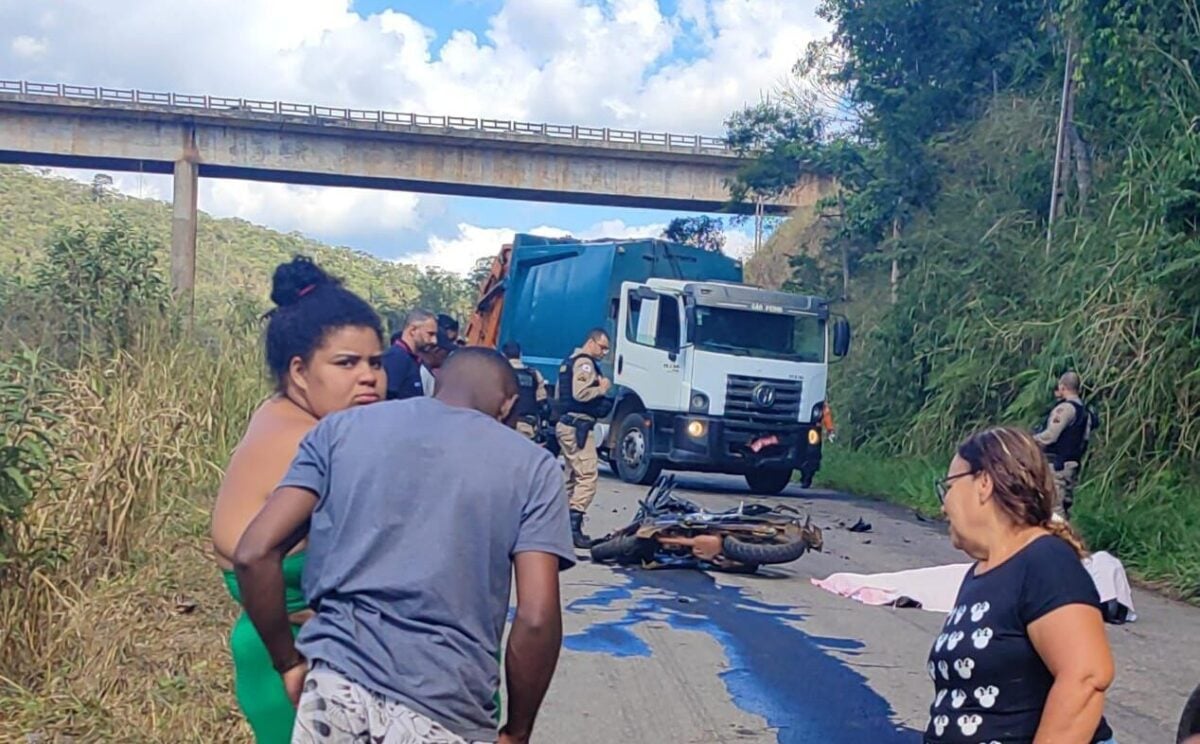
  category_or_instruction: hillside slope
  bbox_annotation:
[0,166,473,320]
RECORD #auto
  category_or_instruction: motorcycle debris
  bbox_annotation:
[847,517,873,533]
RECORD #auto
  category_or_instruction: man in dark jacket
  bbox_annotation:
[382,309,438,400]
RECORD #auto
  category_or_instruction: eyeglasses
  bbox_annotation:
[935,472,975,504]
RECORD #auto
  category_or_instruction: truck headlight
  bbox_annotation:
[687,420,707,438]
[689,392,709,413]
[808,429,821,446]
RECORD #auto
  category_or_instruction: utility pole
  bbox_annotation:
[1047,38,1074,256]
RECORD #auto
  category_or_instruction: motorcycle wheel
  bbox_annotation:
[744,468,793,495]
[1178,683,1200,742]
[722,533,812,565]
[589,533,652,564]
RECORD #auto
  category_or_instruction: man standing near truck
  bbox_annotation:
[1034,370,1094,520]
[555,328,612,549]
[382,309,438,401]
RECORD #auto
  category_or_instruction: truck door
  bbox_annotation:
[615,283,683,412]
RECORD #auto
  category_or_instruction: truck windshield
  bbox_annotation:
[693,306,826,363]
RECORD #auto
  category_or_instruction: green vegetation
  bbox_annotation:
[738,0,1200,594]
[0,166,478,325]
[0,166,479,738]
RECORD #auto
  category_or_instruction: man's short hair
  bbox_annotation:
[404,308,436,328]
[586,327,609,343]
[501,341,521,359]
[437,314,460,333]
[1059,371,1082,394]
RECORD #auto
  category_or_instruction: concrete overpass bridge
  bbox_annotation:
[0,80,831,301]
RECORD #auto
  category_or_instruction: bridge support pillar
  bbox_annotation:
[170,158,198,310]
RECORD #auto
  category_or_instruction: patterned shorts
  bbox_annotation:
[292,662,488,744]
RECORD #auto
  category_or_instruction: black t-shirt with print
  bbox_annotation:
[924,535,1113,743]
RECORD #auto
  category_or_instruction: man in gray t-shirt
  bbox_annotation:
[234,348,575,744]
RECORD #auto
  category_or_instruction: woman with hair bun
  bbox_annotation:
[210,256,384,742]
[925,426,1115,744]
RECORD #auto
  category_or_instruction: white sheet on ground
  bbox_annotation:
[1084,551,1138,621]
[812,551,1137,620]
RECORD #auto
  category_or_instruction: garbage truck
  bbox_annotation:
[464,233,850,494]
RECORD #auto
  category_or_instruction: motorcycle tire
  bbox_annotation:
[721,533,811,566]
[744,468,793,495]
[590,533,651,564]
[1178,683,1200,742]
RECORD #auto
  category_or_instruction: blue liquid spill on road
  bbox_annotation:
[562,583,657,657]
[564,569,919,743]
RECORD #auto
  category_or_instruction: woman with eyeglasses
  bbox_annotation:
[925,426,1115,744]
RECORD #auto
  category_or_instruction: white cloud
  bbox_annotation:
[3,1,823,261]
[35,167,421,246]
[201,181,421,240]
[0,0,824,133]
[10,35,46,58]
[410,223,568,275]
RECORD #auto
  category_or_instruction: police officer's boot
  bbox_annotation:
[569,510,593,549]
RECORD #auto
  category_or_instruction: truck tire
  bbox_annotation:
[615,412,663,485]
[721,533,811,566]
[589,533,651,564]
[1179,684,1200,742]
[744,468,793,495]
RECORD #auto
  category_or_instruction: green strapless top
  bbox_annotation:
[222,550,309,615]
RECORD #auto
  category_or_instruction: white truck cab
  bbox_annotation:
[602,278,850,494]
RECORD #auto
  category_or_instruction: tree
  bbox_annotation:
[662,216,726,252]
[90,173,113,202]
[33,214,169,349]
[467,255,494,290]
[724,100,827,205]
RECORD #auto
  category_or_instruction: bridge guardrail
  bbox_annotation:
[0,80,732,153]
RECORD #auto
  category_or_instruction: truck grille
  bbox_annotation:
[723,375,803,431]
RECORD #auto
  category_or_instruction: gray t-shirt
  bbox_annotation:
[281,397,575,742]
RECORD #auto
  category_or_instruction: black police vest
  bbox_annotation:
[513,367,540,417]
[557,353,607,417]
[1045,399,1088,463]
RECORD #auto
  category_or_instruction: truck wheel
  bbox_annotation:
[798,470,814,489]
[1179,684,1200,742]
[615,412,663,485]
[744,468,793,495]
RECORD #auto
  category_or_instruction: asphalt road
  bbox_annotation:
[533,470,1199,744]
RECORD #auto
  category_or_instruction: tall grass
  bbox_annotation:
[817,88,1200,597]
[0,216,268,738]
[0,320,265,738]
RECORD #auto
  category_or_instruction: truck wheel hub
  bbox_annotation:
[622,429,646,466]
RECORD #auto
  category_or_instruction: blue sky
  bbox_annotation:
[2,0,825,272]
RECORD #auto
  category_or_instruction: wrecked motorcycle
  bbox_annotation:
[589,474,823,572]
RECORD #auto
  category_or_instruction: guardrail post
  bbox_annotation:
[171,157,199,312]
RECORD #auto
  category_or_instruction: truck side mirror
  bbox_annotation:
[832,316,851,357]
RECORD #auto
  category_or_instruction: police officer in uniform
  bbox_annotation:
[1034,371,1092,520]
[556,328,612,548]
[501,340,547,440]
